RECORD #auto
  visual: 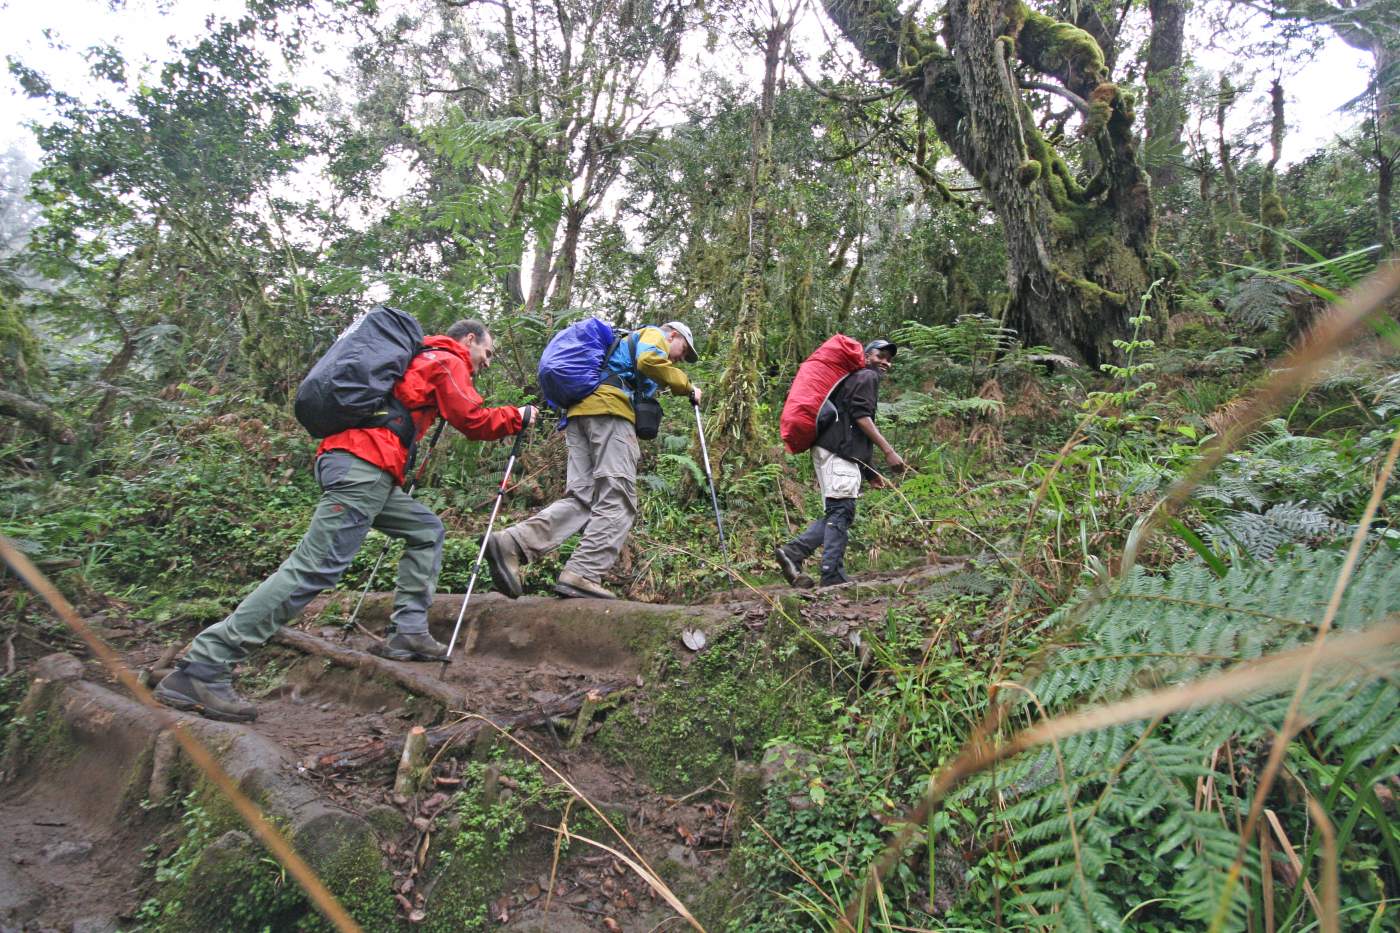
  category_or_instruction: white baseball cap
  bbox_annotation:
[663,321,698,362]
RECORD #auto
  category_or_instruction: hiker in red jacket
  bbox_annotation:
[155,319,536,722]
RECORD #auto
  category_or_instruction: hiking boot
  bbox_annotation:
[774,545,814,589]
[370,631,449,661]
[154,662,257,723]
[484,533,522,599]
[553,569,616,600]
[818,570,852,588]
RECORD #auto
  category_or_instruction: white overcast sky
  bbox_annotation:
[0,0,1375,168]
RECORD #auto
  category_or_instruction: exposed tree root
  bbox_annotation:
[309,680,633,774]
[272,627,469,710]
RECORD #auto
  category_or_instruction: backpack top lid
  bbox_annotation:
[293,305,425,439]
[779,334,866,454]
[536,317,616,411]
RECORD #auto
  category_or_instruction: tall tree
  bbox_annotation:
[1144,0,1189,191]
[711,9,793,468]
[1260,78,1288,264]
[820,0,1168,365]
[12,7,329,435]
[344,0,702,334]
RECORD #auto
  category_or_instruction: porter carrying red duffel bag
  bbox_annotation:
[780,334,865,454]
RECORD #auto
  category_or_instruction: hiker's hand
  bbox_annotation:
[884,449,907,471]
[517,405,538,428]
[690,386,702,405]
[868,472,889,489]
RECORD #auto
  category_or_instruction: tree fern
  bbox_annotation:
[1207,502,1350,561]
[955,547,1400,931]
[1223,274,1298,331]
[879,390,1004,425]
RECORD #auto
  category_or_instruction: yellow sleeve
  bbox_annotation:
[635,326,692,396]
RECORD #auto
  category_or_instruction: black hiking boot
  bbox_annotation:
[154,662,257,723]
[484,534,522,599]
[774,545,814,589]
[370,631,450,661]
[553,569,616,600]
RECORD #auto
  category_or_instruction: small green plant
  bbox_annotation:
[420,755,577,932]
[1083,280,1163,437]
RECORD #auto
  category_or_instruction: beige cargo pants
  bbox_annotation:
[494,414,640,581]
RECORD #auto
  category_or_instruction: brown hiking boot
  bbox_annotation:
[774,545,814,589]
[553,569,616,600]
[484,533,522,599]
[154,662,257,723]
[370,631,449,661]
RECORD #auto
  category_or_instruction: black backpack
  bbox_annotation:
[293,305,424,450]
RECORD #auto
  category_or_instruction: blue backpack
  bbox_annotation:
[537,318,618,410]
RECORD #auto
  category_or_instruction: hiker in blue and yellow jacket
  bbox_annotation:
[486,322,699,599]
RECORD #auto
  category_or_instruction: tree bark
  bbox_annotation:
[1374,43,1398,255]
[1260,79,1287,265]
[821,0,1162,366]
[1144,0,1188,191]
[1215,77,1242,219]
[1380,149,1396,257]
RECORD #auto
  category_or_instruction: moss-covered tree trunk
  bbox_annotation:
[1215,77,1242,219]
[821,0,1162,366]
[1373,43,1398,256]
[711,15,791,466]
[1380,142,1396,257]
[1260,79,1287,266]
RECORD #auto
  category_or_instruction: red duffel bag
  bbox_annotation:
[780,335,866,454]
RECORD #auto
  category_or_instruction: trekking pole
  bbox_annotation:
[444,407,533,663]
[691,393,729,565]
[345,419,448,634]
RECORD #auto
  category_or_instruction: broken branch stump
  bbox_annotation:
[394,726,428,796]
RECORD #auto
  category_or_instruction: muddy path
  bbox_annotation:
[1,561,966,931]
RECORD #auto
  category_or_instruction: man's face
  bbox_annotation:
[666,331,688,363]
[866,348,894,374]
[463,331,496,371]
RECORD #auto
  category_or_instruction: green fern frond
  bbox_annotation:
[960,547,1400,931]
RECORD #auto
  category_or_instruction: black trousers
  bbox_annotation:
[787,497,857,585]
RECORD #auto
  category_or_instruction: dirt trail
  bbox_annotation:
[1,595,734,931]
[1,564,964,930]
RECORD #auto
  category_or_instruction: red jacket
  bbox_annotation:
[316,335,522,484]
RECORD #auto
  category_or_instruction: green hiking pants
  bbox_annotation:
[184,451,444,673]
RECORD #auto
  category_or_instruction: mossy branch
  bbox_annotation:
[1015,8,1107,95]
[1054,266,1127,305]
[0,389,76,445]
